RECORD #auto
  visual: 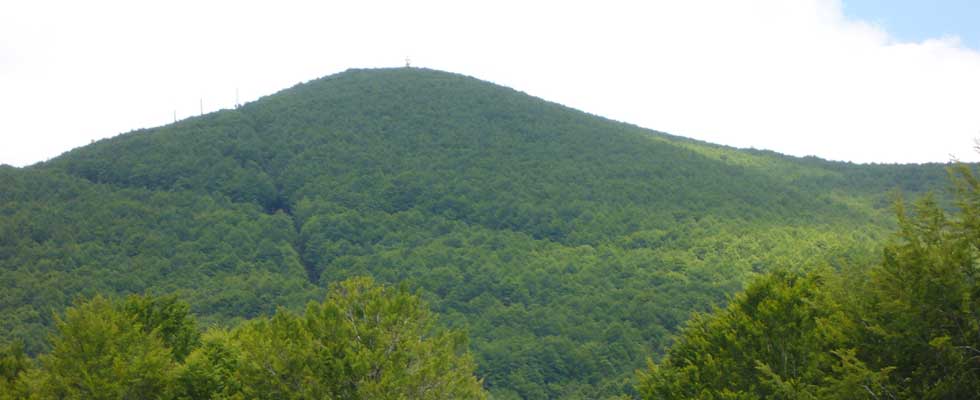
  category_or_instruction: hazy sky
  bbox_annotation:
[2,0,979,167]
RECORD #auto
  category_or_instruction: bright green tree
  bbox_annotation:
[123,294,201,362]
[23,295,176,399]
[0,342,31,400]
[185,277,487,399]
[637,270,856,399]
[310,277,485,399]
[171,330,240,400]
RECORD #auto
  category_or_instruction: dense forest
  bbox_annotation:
[0,68,961,398]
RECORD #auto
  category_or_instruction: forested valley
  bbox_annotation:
[0,68,970,399]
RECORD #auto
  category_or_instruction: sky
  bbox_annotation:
[1,0,979,167]
[843,0,979,49]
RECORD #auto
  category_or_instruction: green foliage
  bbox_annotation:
[637,270,855,399]
[0,68,955,397]
[0,342,30,399]
[640,164,980,399]
[221,277,485,399]
[0,168,320,354]
[1,279,486,399]
[854,165,980,398]
[122,294,201,362]
[172,330,240,400]
[23,295,176,399]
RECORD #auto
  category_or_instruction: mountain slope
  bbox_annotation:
[2,68,953,398]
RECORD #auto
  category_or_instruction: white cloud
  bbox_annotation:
[1,0,979,166]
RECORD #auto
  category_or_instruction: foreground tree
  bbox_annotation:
[209,277,486,399]
[0,342,30,400]
[21,295,177,399]
[857,167,980,398]
[2,278,486,399]
[638,164,980,399]
[122,294,201,363]
[635,269,881,399]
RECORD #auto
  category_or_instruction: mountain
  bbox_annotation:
[0,68,953,398]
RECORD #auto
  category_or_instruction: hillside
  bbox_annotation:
[0,68,953,398]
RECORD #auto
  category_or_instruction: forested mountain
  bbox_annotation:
[0,68,954,398]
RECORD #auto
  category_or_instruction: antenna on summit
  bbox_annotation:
[405,57,411,68]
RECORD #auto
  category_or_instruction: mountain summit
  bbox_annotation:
[1,68,950,398]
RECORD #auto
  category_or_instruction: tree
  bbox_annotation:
[638,163,980,399]
[188,277,487,399]
[636,269,862,399]
[0,342,30,399]
[23,295,175,399]
[171,330,240,400]
[855,165,980,398]
[122,294,200,362]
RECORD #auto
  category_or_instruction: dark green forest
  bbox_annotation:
[0,68,962,398]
